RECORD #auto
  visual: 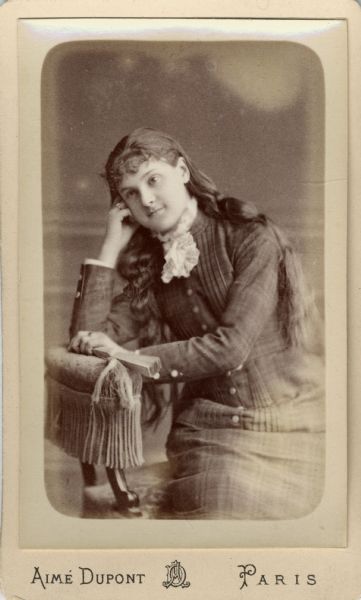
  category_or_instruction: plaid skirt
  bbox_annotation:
[165,398,325,519]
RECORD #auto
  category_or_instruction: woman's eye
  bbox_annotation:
[148,174,161,186]
[124,190,138,201]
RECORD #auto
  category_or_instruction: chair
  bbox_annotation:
[45,346,152,516]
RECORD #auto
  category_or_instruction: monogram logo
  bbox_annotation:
[162,560,191,589]
[237,564,257,590]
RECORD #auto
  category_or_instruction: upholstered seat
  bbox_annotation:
[45,346,170,517]
[46,346,144,469]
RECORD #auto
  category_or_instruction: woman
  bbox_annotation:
[69,127,325,519]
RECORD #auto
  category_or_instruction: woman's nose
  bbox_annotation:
[139,187,156,207]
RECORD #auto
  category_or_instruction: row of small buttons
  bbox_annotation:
[226,367,243,402]
[187,287,209,332]
[225,370,244,412]
[152,369,183,380]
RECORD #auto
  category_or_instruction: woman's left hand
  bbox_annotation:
[68,331,122,356]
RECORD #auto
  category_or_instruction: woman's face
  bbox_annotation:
[118,157,193,233]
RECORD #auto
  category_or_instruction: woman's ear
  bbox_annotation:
[177,157,190,184]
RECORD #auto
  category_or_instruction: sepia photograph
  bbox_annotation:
[43,38,326,523]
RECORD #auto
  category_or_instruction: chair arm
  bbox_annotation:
[45,346,108,393]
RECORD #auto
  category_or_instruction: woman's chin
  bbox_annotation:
[149,214,179,234]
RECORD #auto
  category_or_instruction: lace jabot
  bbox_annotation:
[154,198,200,284]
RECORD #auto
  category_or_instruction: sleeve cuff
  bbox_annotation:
[84,258,115,269]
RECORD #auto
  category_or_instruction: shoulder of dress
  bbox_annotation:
[220,217,274,244]
[221,219,284,266]
[195,211,283,259]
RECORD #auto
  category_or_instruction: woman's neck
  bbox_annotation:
[155,197,198,242]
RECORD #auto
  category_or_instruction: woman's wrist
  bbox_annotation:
[97,238,124,268]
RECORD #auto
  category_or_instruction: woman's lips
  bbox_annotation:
[148,207,164,217]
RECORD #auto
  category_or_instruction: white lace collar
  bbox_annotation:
[154,198,200,284]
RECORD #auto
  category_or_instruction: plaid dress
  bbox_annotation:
[71,209,325,519]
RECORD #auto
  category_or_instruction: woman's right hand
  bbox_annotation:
[68,330,123,356]
[97,201,138,267]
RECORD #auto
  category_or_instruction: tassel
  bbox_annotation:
[45,348,146,469]
[89,358,144,468]
[91,358,142,410]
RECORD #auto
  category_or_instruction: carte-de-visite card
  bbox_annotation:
[0,1,360,599]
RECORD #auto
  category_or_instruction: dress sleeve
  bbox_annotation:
[139,226,282,382]
[69,263,140,346]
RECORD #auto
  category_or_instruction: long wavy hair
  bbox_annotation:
[103,128,316,419]
[104,128,225,346]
